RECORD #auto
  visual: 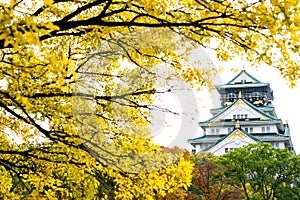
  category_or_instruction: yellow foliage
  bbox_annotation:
[0,0,299,198]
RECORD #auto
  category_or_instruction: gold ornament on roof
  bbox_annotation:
[238,91,242,99]
[235,120,240,128]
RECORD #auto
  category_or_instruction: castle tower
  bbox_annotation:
[188,70,295,155]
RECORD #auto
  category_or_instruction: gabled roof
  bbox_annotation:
[211,102,276,116]
[227,70,261,84]
[204,128,261,151]
[200,98,280,124]
[217,70,269,89]
[240,99,279,120]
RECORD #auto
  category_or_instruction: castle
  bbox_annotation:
[188,70,295,155]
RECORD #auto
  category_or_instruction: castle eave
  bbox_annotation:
[218,83,269,89]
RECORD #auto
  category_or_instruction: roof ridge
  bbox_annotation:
[242,98,280,120]
[225,70,263,85]
[200,98,280,124]
[203,128,262,151]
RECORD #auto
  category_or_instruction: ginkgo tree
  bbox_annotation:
[0,0,299,199]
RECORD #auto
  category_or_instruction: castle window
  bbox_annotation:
[262,127,265,133]
[245,127,249,132]
[266,126,270,132]
[234,114,248,120]
[216,128,220,134]
[249,127,253,133]
[270,142,279,148]
[225,147,236,153]
[211,129,215,134]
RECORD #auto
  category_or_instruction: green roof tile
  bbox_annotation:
[200,98,280,124]
[199,120,281,127]
[203,128,262,151]
[224,70,262,85]
[218,83,269,89]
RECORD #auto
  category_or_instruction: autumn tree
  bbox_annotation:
[219,143,300,200]
[0,0,299,199]
[188,153,243,200]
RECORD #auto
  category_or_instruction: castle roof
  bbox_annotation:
[200,98,280,125]
[202,128,262,151]
[217,70,269,89]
